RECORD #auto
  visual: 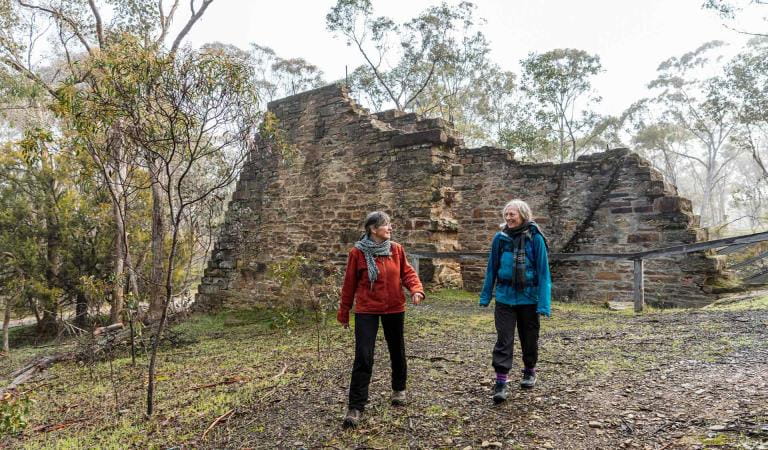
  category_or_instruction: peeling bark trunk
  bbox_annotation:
[111,194,126,324]
[109,138,130,325]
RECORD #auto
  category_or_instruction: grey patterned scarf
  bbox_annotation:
[503,221,549,291]
[355,235,392,288]
[503,222,531,292]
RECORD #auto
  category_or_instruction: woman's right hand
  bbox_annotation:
[337,309,350,328]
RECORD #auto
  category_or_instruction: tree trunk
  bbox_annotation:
[75,290,88,329]
[2,297,10,355]
[27,297,41,328]
[124,240,141,302]
[149,162,166,320]
[111,195,126,324]
[147,216,181,417]
[40,142,61,334]
[109,145,131,325]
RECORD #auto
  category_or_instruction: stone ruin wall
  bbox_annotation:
[195,84,726,311]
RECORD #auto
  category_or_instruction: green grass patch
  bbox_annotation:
[705,295,768,311]
[700,433,731,446]
[2,288,766,448]
[2,306,352,448]
[426,288,477,304]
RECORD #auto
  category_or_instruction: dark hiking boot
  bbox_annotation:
[520,368,536,389]
[492,381,509,404]
[391,390,407,406]
[342,408,362,428]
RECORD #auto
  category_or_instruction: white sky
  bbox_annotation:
[180,0,755,116]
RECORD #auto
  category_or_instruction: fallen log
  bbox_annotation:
[189,375,250,391]
[1,310,191,395]
[93,322,124,336]
[32,417,87,433]
[1,353,73,396]
[2,319,158,395]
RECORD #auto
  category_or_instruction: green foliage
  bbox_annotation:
[518,48,605,162]
[0,120,113,333]
[268,256,341,352]
[726,37,768,126]
[268,255,341,313]
[647,41,741,227]
[0,392,31,436]
[328,0,515,146]
[258,111,298,163]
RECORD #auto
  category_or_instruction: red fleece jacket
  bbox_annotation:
[337,242,424,324]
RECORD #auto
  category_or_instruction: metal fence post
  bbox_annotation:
[633,258,645,313]
[410,256,420,278]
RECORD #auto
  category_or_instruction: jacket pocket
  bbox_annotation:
[498,251,515,281]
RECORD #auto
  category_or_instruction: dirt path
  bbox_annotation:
[205,301,768,449]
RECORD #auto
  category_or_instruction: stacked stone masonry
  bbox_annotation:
[195,84,726,311]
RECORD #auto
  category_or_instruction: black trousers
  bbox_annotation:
[492,303,540,374]
[348,312,407,411]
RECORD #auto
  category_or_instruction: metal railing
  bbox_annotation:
[409,230,768,312]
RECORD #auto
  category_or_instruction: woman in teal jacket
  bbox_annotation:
[479,199,551,403]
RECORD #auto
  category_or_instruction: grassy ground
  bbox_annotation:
[1,289,767,449]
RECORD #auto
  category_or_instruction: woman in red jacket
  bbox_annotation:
[337,211,425,428]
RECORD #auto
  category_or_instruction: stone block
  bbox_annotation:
[653,196,692,213]
[219,260,236,269]
[594,271,622,281]
[391,129,448,148]
[627,233,660,243]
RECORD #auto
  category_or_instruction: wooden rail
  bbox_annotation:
[409,230,768,313]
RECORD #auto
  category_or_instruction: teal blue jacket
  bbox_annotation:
[479,226,552,316]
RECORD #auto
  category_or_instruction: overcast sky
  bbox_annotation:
[179,0,755,116]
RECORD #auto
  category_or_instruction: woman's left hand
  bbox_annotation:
[412,292,424,305]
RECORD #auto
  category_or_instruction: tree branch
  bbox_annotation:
[158,0,181,44]
[1,56,57,97]
[87,0,104,47]
[17,0,94,55]
[403,59,436,110]
[169,0,213,54]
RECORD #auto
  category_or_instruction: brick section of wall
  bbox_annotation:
[195,84,462,311]
[452,148,723,307]
[195,84,725,311]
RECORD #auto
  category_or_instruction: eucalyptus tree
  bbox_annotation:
[327,0,499,144]
[69,38,260,415]
[624,99,692,188]
[0,0,215,322]
[137,46,258,417]
[519,48,604,162]
[722,37,768,226]
[704,0,767,36]
[246,43,324,105]
[648,41,742,227]
[726,37,768,176]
